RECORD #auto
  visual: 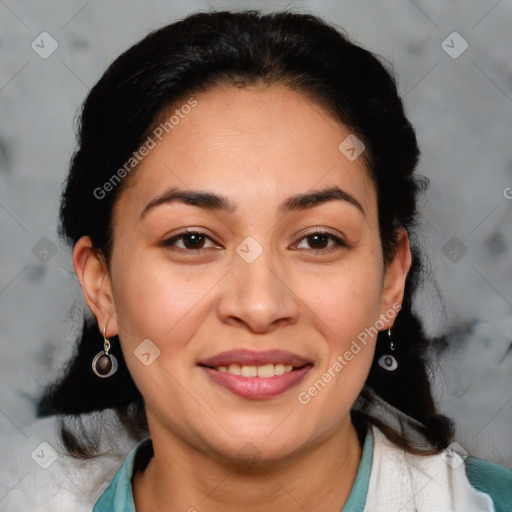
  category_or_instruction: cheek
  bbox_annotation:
[109,252,216,413]
[306,260,383,345]
[111,254,217,345]
[294,257,382,412]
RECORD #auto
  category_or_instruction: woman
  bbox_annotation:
[39,9,512,511]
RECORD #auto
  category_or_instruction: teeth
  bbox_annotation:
[227,364,241,376]
[241,365,258,377]
[258,364,275,377]
[214,363,297,377]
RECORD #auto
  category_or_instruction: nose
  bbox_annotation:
[216,246,300,334]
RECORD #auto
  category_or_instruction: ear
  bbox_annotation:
[379,227,412,326]
[72,236,118,337]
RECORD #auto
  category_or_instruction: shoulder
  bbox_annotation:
[464,455,512,512]
[0,415,138,512]
[365,425,512,512]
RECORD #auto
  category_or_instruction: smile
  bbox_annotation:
[198,349,313,400]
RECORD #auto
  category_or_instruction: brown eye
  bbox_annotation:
[295,231,347,252]
[162,230,218,252]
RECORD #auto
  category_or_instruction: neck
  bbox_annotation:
[133,416,364,512]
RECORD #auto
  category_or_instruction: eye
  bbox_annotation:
[161,229,220,252]
[294,231,347,253]
[161,229,347,254]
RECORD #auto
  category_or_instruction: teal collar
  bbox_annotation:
[341,424,373,511]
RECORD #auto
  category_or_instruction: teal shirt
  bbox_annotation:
[93,428,512,511]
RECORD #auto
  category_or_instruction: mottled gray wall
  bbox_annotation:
[1,0,511,492]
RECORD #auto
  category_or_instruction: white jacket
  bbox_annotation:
[364,427,499,511]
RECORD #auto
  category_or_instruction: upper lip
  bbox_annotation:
[198,349,312,368]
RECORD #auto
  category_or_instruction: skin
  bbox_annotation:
[73,83,411,511]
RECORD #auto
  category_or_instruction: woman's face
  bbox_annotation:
[76,83,410,463]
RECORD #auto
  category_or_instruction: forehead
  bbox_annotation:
[116,83,377,222]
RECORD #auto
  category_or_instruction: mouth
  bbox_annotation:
[198,349,313,399]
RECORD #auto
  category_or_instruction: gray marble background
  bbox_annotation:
[1,0,511,501]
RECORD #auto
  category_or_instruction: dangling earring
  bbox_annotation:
[378,327,398,371]
[92,325,118,378]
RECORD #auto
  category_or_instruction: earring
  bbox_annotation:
[377,328,398,371]
[92,325,118,378]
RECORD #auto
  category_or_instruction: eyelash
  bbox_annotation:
[161,229,348,254]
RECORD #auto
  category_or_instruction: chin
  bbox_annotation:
[216,427,307,466]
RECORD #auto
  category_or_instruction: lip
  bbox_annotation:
[201,365,312,400]
[198,349,312,368]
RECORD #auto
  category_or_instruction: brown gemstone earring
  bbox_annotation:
[92,325,118,378]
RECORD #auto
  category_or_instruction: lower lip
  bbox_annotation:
[201,365,312,400]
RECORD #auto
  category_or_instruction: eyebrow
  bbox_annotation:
[139,185,365,220]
